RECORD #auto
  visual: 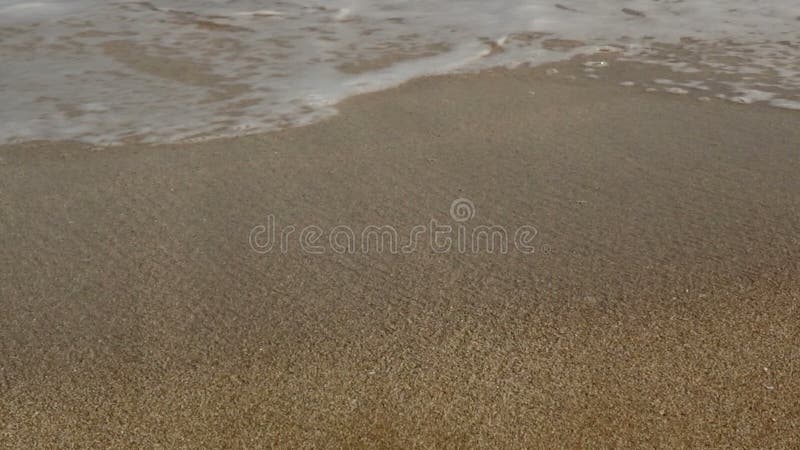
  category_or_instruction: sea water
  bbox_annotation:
[0,0,798,144]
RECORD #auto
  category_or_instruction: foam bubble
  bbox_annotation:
[769,99,800,111]
[728,90,778,104]
[665,87,690,95]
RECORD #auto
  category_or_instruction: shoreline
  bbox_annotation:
[3,52,800,149]
[4,0,799,146]
[2,61,799,447]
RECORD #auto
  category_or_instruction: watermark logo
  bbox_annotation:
[449,197,475,222]
[249,198,544,255]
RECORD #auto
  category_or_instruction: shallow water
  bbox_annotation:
[1,0,798,144]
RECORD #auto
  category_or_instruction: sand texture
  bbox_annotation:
[1,61,799,447]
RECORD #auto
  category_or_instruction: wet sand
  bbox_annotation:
[1,60,799,447]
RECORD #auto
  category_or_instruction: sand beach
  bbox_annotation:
[1,56,799,446]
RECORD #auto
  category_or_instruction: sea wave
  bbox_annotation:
[1,0,798,144]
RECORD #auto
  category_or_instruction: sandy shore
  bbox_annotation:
[1,60,799,447]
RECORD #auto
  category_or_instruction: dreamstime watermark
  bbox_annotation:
[249,198,546,255]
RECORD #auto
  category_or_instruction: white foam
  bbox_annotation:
[770,99,800,111]
[665,87,689,95]
[1,0,798,144]
[728,89,778,104]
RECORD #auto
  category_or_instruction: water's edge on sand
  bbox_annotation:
[2,61,799,447]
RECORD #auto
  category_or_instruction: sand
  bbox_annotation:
[1,59,799,448]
